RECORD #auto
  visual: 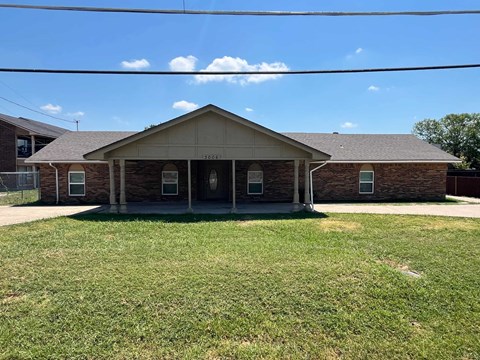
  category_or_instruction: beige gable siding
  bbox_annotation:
[106,112,312,160]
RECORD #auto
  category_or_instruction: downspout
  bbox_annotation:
[309,162,328,210]
[49,162,59,205]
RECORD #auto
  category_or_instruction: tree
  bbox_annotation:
[412,113,480,169]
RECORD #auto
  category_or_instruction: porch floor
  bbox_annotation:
[105,201,302,215]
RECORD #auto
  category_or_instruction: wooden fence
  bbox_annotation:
[446,176,480,198]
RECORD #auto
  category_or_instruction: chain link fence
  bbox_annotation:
[0,172,40,205]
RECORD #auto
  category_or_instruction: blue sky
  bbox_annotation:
[0,0,479,133]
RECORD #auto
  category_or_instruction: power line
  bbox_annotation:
[0,64,479,76]
[0,95,77,124]
[1,4,480,17]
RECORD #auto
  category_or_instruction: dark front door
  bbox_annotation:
[198,161,230,200]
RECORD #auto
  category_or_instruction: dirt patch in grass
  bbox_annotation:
[378,258,422,277]
[316,219,363,232]
[421,219,479,231]
[2,292,25,304]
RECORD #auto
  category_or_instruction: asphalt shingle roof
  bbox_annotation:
[0,113,68,138]
[26,130,459,163]
[27,131,136,162]
[282,133,459,162]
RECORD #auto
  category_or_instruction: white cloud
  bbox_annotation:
[121,58,150,70]
[40,103,62,114]
[169,55,198,71]
[355,47,363,54]
[194,56,289,85]
[341,122,358,129]
[66,111,85,117]
[245,107,254,112]
[368,85,380,92]
[172,100,199,112]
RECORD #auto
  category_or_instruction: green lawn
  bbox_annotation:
[0,189,39,206]
[1,213,479,359]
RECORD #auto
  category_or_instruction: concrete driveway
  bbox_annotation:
[1,201,479,227]
[0,205,104,226]
[315,203,480,218]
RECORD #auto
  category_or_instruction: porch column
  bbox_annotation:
[231,160,237,213]
[30,135,35,155]
[304,160,312,211]
[119,159,127,213]
[293,159,300,211]
[187,160,193,213]
[108,159,118,213]
[31,135,37,188]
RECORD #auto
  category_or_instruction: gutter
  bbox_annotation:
[25,160,108,164]
[48,162,59,205]
[309,161,328,210]
[326,160,461,164]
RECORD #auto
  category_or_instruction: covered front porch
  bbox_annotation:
[103,200,299,215]
[107,159,313,214]
[83,105,330,213]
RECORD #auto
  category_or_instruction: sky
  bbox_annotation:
[0,0,479,134]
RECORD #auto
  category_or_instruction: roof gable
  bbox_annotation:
[85,105,330,161]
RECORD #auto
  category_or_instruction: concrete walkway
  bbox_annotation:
[0,205,104,226]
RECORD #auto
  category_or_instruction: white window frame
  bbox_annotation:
[162,171,178,195]
[247,170,263,195]
[68,171,85,196]
[359,170,374,194]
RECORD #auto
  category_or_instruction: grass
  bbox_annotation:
[1,213,479,359]
[0,189,39,206]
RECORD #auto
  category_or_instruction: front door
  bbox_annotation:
[198,161,229,200]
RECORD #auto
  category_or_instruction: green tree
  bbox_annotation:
[412,113,480,169]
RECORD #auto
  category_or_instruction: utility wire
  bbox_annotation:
[0,4,480,17]
[0,64,479,76]
[0,95,77,124]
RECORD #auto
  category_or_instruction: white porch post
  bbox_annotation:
[187,159,193,213]
[293,159,300,211]
[231,159,237,213]
[304,159,312,211]
[119,159,127,213]
[108,159,118,213]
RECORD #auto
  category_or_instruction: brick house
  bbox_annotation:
[0,113,68,173]
[26,105,459,212]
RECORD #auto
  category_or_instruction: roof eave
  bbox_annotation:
[327,160,461,164]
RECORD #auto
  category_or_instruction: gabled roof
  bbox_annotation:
[84,104,330,160]
[0,113,68,138]
[26,131,135,163]
[283,133,460,163]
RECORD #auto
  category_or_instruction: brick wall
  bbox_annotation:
[0,121,16,172]
[39,163,111,204]
[235,160,294,202]
[37,161,448,204]
[310,163,448,201]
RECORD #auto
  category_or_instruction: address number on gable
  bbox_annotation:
[202,154,222,160]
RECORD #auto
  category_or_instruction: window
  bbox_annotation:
[17,137,32,158]
[247,163,263,195]
[69,171,85,196]
[359,171,374,194]
[162,164,178,195]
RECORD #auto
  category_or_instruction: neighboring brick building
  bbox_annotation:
[0,113,68,173]
[27,105,459,212]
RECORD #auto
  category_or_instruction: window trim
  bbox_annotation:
[162,170,178,195]
[359,170,374,194]
[247,170,263,195]
[68,171,86,197]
